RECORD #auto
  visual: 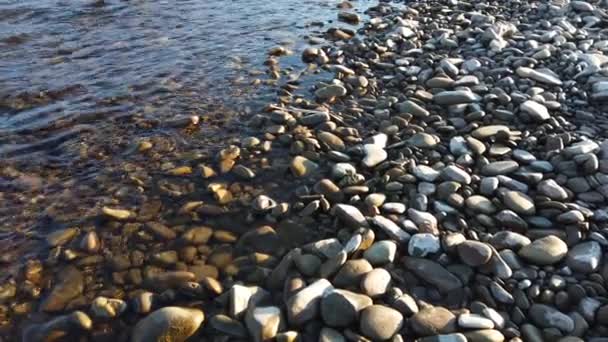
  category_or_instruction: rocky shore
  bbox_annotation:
[2,0,608,341]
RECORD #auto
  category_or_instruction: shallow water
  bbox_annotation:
[0,0,367,157]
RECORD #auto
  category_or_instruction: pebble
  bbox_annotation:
[402,257,463,293]
[360,268,391,297]
[363,240,397,265]
[245,306,285,342]
[321,289,372,327]
[131,307,205,342]
[286,279,333,325]
[408,233,441,257]
[518,235,568,265]
[457,241,493,267]
[359,305,404,340]
[566,241,602,273]
[410,306,457,336]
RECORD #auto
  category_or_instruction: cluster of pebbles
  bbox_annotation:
[2,0,608,341]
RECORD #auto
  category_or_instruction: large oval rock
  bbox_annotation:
[402,257,462,293]
[359,305,404,340]
[518,235,567,265]
[286,279,333,325]
[131,307,205,342]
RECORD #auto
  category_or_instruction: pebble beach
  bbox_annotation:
[3,0,608,341]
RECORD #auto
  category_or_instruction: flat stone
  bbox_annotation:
[433,90,481,105]
[502,191,535,215]
[315,84,347,99]
[481,161,519,176]
[463,329,505,342]
[472,125,510,140]
[458,313,495,329]
[516,67,562,86]
[402,257,462,293]
[518,235,568,265]
[396,100,429,118]
[528,304,574,333]
[410,306,457,336]
[132,307,205,342]
[360,305,404,340]
[371,215,410,242]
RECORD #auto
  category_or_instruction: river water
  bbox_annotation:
[1,0,369,157]
[0,0,372,275]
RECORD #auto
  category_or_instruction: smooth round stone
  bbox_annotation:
[528,304,574,333]
[333,259,373,288]
[332,163,356,179]
[463,329,505,342]
[489,231,531,250]
[566,241,602,273]
[365,193,386,207]
[294,254,322,276]
[318,131,345,151]
[131,307,205,342]
[450,136,471,156]
[290,156,319,177]
[480,177,499,195]
[441,165,472,184]
[410,306,457,336]
[245,306,284,342]
[557,210,585,224]
[502,191,535,216]
[413,165,441,182]
[458,313,495,329]
[408,233,441,257]
[457,241,493,267]
[382,202,406,214]
[481,161,519,176]
[409,133,439,149]
[315,84,347,99]
[496,210,528,230]
[518,235,568,265]
[537,179,568,200]
[321,289,372,327]
[360,305,404,340]
[471,125,510,140]
[512,149,536,163]
[433,90,480,105]
[465,195,497,214]
[520,100,550,122]
[363,240,397,265]
[360,268,391,298]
